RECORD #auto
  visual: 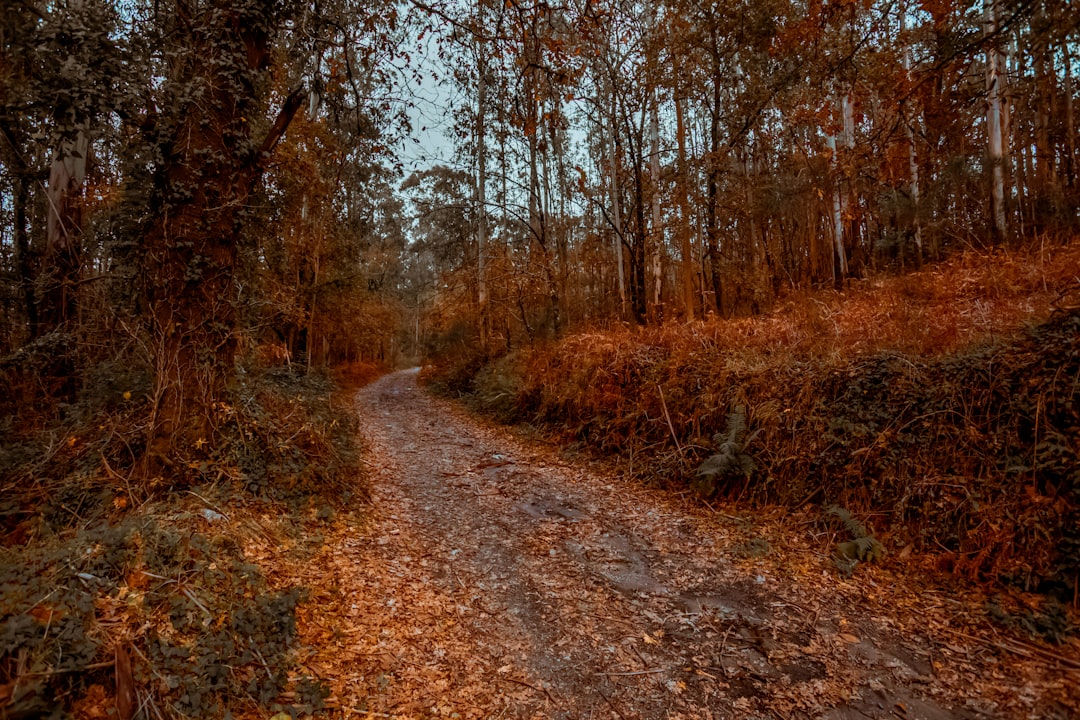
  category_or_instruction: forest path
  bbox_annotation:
[295,369,1070,719]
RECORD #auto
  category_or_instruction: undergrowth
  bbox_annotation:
[0,350,370,718]
[422,242,1080,602]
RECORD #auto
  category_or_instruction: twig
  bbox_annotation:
[498,676,558,705]
[100,452,140,508]
[599,667,668,676]
[26,588,58,614]
[128,643,167,685]
[252,646,274,680]
[656,385,685,459]
[20,660,114,677]
[583,611,637,628]
[596,688,629,720]
[186,490,230,521]
[989,638,1080,671]
[144,691,167,720]
[139,570,173,583]
[474,459,512,471]
[630,643,651,671]
[717,626,732,675]
[943,628,1080,671]
[181,587,213,622]
[43,603,54,642]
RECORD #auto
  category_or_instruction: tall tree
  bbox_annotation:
[138,0,307,463]
[984,0,1009,241]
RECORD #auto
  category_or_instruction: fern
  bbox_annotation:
[826,505,885,572]
[826,505,872,539]
[693,406,759,498]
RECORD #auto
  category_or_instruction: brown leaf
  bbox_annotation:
[29,604,64,623]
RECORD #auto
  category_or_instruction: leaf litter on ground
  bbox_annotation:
[279,371,1079,719]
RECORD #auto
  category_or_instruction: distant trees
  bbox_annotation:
[415,0,1080,353]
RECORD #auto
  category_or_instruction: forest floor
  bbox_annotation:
[281,369,1078,720]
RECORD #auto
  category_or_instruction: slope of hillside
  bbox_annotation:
[425,242,1080,597]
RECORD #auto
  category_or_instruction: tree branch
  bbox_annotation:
[256,85,308,161]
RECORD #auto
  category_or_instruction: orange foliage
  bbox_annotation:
[332,360,386,392]
[712,239,1080,360]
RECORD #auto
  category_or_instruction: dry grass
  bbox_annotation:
[751,240,1080,358]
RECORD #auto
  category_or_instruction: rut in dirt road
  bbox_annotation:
[299,369,1072,719]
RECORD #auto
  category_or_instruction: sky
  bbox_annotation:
[394,22,460,175]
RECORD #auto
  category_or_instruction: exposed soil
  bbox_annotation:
[293,369,1079,719]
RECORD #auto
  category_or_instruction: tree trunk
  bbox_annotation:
[525,76,559,333]
[841,94,857,276]
[607,108,628,321]
[704,79,723,315]
[1065,48,1076,189]
[550,98,571,326]
[674,92,695,321]
[648,90,663,323]
[41,132,88,330]
[626,120,647,325]
[141,1,304,469]
[985,0,1008,242]
[1033,3,1054,209]
[11,164,38,339]
[900,6,923,266]
[826,131,848,285]
[475,34,489,349]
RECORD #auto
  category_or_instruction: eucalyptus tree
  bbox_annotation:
[409,0,1078,344]
[575,0,664,324]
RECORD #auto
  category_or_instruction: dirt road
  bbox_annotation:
[296,370,1075,719]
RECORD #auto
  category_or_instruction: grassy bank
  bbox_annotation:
[423,243,1080,599]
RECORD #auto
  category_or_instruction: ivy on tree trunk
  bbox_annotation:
[141,0,304,469]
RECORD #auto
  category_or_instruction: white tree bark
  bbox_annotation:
[45,132,88,258]
[608,96,628,320]
[900,6,923,260]
[985,0,1008,240]
[1066,49,1076,187]
[674,91,695,321]
[649,89,663,321]
[826,129,848,280]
